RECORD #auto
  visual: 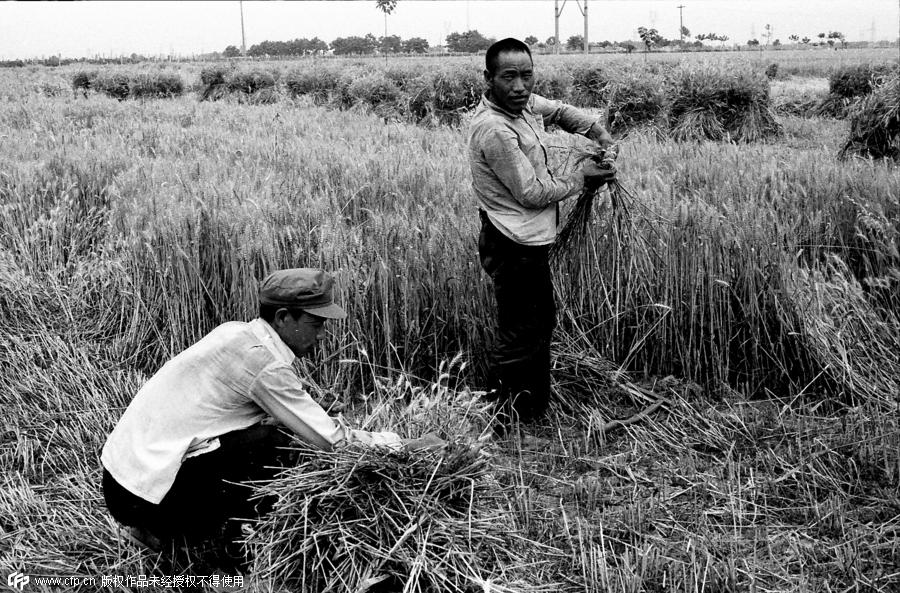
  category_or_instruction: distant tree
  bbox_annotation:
[375,0,398,42]
[598,40,611,48]
[331,35,378,55]
[637,26,661,52]
[817,32,826,40]
[402,37,429,53]
[306,37,329,55]
[223,45,241,58]
[446,30,493,53]
[828,31,847,49]
[802,36,811,44]
[545,36,557,47]
[772,39,781,48]
[379,35,402,53]
[748,39,760,47]
[622,41,636,54]
[695,33,707,44]
[788,34,799,43]
[248,40,288,56]
[566,35,584,51]
[681,25,690,39]
[524,35,539,46]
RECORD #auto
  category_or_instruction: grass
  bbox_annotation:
[0,57,898,591]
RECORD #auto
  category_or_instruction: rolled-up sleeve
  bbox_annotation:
[249,363,403,451]
[531,93,599,136]
[481,125,583,208]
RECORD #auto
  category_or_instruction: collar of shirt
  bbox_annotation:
[250,318,296,365]
[480,93,532,120]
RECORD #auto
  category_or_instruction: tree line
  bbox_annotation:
[224,27,858,60]
[225,35,431,58]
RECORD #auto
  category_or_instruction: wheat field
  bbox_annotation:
[1,51,898,591]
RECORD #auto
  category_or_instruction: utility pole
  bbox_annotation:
[581,0,588,54]
[554,0,589,55]
[678,5,685,42]
[554,0,561,55]
[240,0,247,56]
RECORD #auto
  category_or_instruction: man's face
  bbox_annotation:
[274,310,327,358]
[484,50,534,114]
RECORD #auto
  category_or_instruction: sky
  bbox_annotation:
[0,0,898,60]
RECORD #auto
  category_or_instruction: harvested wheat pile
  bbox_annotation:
[284,67,343,104]
[246,442,533,593]
[669,66,781,142]
[818,63,896,118]
[432,68,483,126]
[839,70,900,160]
[71,70,98,95]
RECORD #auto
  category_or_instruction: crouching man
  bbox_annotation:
[101,268,442,559]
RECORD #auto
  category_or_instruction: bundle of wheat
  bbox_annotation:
[198,65,231,101]
[604,70,669,136]
[284,67,341,104]
[432,68,483,126]
[71,70,98,96]
[817,63,896,118]
[92,72,131,101]
[839,70,900,160]
[128,73,185,99]
[348,73,402,111]
[246,441,532,593]
[669,65,781,142]
[225,68,277,96]
[552,145,663,271]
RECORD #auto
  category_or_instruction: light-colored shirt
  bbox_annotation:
[101,318,402,504]
[468,93,600,246]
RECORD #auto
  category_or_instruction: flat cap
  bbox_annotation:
[259,268,346,319]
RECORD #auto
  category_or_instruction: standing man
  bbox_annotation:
[101,268,442,560]
[468,38,617,429]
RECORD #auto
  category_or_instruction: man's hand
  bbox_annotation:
[587,123,614,149]
[582,160,617,190]
[403,432,447,452]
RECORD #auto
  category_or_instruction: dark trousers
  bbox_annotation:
[103,423,293,544]
[478,211,556,423]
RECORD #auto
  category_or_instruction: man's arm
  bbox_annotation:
[531,93,613,148]
[249,363,402,450]
[480,125,585,208]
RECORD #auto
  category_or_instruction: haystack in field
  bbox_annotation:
[129,72,185,99]
[285,67,342,105]
[71,70,98,97]
[247,442,527,593]
[817,63,896,118]
[431,69,483,126]
[570,65,668,135]
[92,72,131,101]
[199,66,230,101]
[840,71,900,160]
[199,67,278,103]
[669,66,781,143]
